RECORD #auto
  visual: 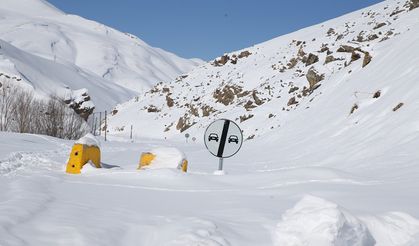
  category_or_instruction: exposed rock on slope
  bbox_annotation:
[107,0,419,141]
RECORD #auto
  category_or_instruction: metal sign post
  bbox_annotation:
[218,157,224,171]
[204,119,243,173]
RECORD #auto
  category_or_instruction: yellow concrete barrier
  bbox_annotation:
[137,149,188,173]
[138,152,156,169]
[66,144,101,174]
[180,159,188,172]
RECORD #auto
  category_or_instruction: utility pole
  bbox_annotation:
[130,125,133,140]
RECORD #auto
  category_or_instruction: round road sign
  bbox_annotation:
[204,119,243,158]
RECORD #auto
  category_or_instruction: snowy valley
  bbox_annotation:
[1,0,419,245]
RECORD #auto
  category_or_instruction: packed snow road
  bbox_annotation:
[0,132,418,246]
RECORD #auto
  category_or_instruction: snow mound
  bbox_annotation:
[275,195,375,246]
[362,212,419,246]
[144,147,186,170]
[164,218,229,246]
[75,133,100,147]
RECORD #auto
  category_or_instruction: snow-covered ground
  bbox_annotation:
[0,132,418,245]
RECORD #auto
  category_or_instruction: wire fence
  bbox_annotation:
[87,111,107,140]
[86,110,134,142]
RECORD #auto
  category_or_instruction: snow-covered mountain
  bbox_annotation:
[107,0,419,141]
[0,0,201,111]
[2,1,419,245]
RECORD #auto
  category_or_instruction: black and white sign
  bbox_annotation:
[204,119,243,158]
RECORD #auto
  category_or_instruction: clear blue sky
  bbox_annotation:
[46,0,383,60]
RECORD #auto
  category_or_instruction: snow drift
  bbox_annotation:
[275,195,375,246]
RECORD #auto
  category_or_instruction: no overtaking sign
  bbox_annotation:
[204,119,243,171]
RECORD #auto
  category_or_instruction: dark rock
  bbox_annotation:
[327,28,335,36]
[213,85,249,106]
[305,53,319,66]
[297,47,306,57]
[368,34,379,41]
[393,103,404,111]
[350,104,359,114]
[325,55,339,64]
[147,105,160,113]
[238,50,252,58]
[351,52,362,62]
[362,52,372,67]
[306,67,325,89]
[373,23,386,29]
[214,55,230,66]
[288,86,299,94]
[244,100,257,111]
[252,91,264,106]
[201,105,216,117]
[337,45,357,53]
[176,114,196,132]
[409,0,419,10]
[373,90,381,98]
[287,97,298,106]
[287,58,298,69]
[240,114,254,123]
[166,95,174,107]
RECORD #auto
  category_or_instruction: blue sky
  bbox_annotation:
[46,0,383,60]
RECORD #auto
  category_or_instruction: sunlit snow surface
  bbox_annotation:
[0,132,418,245]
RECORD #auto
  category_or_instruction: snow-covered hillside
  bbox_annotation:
[0,0,201,111]
[107,0,419,140]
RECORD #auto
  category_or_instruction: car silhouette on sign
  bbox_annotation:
[228,135,239,144]
[208,133,219,142]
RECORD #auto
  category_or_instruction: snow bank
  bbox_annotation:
[274,195,375,246]
[75,133,100,147]
[361,212,419,246]
[144,147,186,170]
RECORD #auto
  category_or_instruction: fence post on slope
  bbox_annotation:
[104,110,107,142]
[93,113,97,136]
[99,112,102,136]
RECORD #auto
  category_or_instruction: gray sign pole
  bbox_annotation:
[219,158,224,171]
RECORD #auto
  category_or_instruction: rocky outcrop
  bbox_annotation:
[64,89,95,120]
[213,50,252,66]
[325,55,341,64]
[306,67,324,89]
[147,105,160,113]
[337,45,357,53]
[305,53,319,66]
[362,52,373,67]
[166,95,174,107]
[287,97,298,106]
[213,85,250,106]
[176,114,195,132]
[240,114,254,123]
[409,0,419,10]
[238,50,252,58]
